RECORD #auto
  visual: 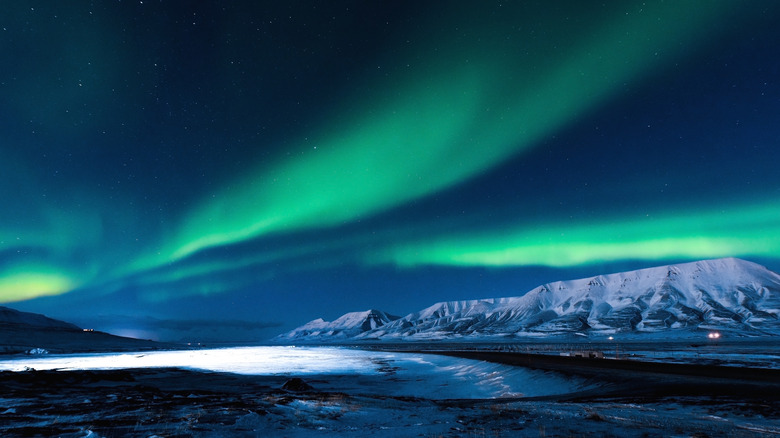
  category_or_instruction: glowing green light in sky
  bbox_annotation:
[3,1,780,312]
[374,201,780,268]
[0,264,78,303]
[153,1,744,264]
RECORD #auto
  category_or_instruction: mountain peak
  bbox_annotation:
[278,258,780,342]
[275,309,400,342]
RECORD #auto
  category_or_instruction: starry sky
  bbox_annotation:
[2,1,780,343]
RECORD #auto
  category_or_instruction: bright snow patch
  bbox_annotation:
[0,346,590,399]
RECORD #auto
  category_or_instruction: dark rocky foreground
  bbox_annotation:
[1,361,779,437]
[0,368,296,437]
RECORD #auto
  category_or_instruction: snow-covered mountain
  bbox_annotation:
[274,309,399,342]
[278,258,780,342]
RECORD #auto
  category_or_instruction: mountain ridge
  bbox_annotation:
[275,309,400,342]
[0,306,81,330]
[277,258,780,342]
[0,306,171,354]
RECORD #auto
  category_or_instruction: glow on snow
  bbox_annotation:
[0,347,587,399]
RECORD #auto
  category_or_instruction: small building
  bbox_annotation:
[560,350,604,359]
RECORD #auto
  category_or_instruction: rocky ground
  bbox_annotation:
[1,366,779,437]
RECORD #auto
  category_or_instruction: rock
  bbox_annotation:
[281,377,314,392]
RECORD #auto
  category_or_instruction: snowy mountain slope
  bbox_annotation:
[0,306,80,330]
[274,309,399,342]
[0,306,167,354]
[279,258,780,342]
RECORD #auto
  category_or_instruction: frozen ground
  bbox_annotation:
[0,347,592,399]
[384,337,780,369]
[0,346,778,437]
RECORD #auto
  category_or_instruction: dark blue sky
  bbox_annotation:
[3,1,780,342]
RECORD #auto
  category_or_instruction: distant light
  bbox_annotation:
[707,332,721,339]
[607,336,614,341]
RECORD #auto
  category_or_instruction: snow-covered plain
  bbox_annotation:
[0,346,589,399]
[1,346,779,437]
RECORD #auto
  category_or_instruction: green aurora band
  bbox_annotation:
[0,263,78,303]
[3,2,776,304]
[375,201,780,268]
[152,1,746,265]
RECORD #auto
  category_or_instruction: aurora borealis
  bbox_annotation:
[2,1,780,342]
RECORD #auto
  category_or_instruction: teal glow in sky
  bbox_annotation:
[1,1,779,341]
[376,201,780,268]
[160,0,742,262]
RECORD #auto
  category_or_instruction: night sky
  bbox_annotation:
[3,1,780,343]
